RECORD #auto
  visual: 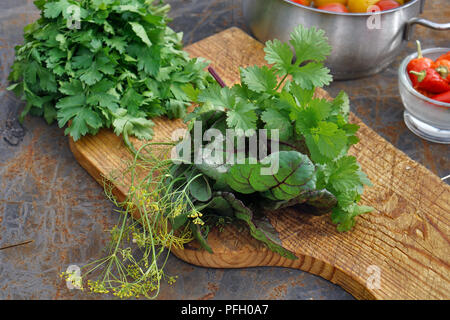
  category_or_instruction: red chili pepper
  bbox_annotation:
[431,91,450,104]
[435,59,450,82]
[406,41,435,87]
[436,52,450,62]
[410,68,450,94]
[417,88,434,99]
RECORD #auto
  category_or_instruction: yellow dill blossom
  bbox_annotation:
[193,217,205,225]
[172,203,184,217]
[126,201,133,210]
[188,210,199,218]
[150,202,159,211]
[88,280,109,294]
[167,275,178,285]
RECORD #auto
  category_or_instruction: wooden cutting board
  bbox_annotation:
[69,28,450,300]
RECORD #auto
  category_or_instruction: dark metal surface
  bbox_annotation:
[0,0,448,300]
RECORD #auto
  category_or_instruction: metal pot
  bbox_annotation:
[243,0,450,80]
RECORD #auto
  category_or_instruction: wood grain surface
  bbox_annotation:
[69,28,450,300]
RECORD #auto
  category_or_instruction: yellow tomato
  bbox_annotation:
[347,0,379,12]
[314,0,348,7]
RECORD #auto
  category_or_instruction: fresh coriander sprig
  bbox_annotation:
[185,25,372,231]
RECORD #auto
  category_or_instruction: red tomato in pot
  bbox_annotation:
[375,0,400,10]
[315,0,348,6]
[291,0,311,5]
[317,3,350,12]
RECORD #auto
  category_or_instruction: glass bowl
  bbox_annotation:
[398,47,450,144]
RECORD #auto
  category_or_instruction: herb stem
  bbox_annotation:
[274,74,288,92]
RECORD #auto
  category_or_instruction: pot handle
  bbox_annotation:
[404,17,450,41]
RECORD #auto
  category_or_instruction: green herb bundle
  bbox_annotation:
[8,0,211,141]
[70,26,373,298]
[164,25,373,257]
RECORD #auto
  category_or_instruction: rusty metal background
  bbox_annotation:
[0,0,448,300]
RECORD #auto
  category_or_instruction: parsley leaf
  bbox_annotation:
[9,0,212,141]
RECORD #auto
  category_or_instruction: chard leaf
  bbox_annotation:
[219,192,297,260]
[225,151,316,201]
[203,192,235,217]
[189,175,212,202]
[190,223,213,253]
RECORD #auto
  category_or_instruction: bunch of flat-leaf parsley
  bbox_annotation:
[8,0,212,141]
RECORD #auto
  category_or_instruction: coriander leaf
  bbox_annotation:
[293,98,332,134]
[307,121,347,161]
[290,24,332,65]
[261,109,293,141]
[198,84,235,109]
[330,90,350,118]
[332,204,373,232]
[291,62,332,90]
[240,65,278,93]
[37,67,57,92]
[128,44,161,76]
[226,100,257,132]
[182,83,200,102]
[289,83,315,107]
[327,156,371,194]
[264,39,294,75]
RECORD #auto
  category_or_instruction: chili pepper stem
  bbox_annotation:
[435,66,449,79]
[416,40,423,59]
[410,70,426,82]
